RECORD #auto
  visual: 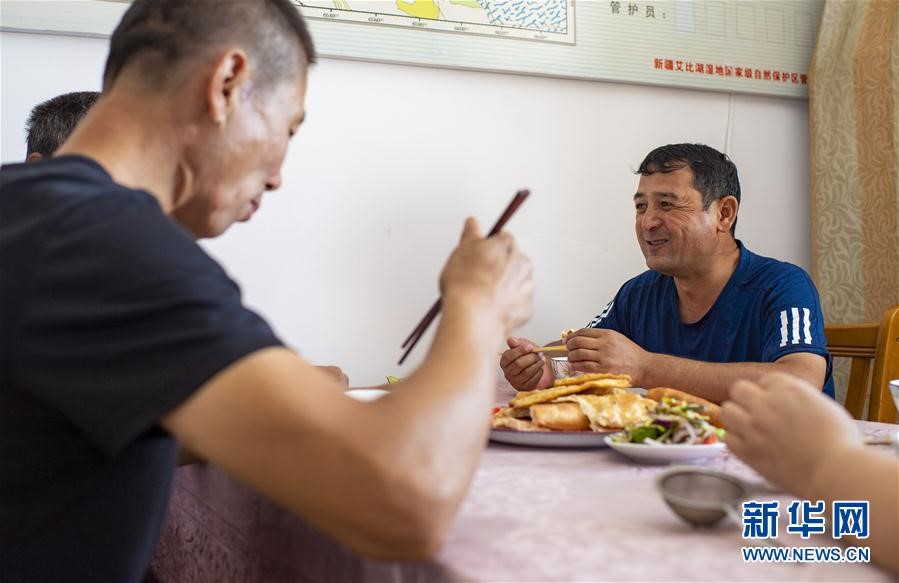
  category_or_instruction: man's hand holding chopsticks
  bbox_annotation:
[500,337,554,392]
[439,217,534,337]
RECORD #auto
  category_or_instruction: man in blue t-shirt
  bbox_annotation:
[501,143,834,402]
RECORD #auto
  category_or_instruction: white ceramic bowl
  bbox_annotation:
[604,435,726,464]
[345,389,389,402]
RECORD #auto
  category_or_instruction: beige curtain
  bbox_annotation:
[810,0,899,325]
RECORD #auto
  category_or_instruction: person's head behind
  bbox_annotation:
[636,143,741,235]
[102,0,316,238]
[25,91,100,162]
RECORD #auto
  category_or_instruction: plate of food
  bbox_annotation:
[490,427,617,447]
[490,373,657,448]
[605,388,726,463]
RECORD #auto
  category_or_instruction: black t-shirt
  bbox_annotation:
[0,156,283,582]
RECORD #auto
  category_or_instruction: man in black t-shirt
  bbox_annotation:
[23,90,350,394]
[0,2,535,581]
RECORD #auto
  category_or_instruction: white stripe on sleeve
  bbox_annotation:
[779,309,788,348]
[802,308,812,344]
[791,307,800,345]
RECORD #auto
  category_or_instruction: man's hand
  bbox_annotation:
[565,328,648,382]
[316,365,349,389]
[721,372,862,499]
[160,219,537,562]
[500,336,553,391]
[439,218,534,336]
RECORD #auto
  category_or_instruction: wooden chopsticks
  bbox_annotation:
[398,189,531,365]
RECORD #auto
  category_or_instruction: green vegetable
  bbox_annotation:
[618,397,722,445]
[627,424,664,443]
[385,375,402,384]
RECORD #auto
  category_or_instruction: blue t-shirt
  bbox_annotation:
[586,241,834,397]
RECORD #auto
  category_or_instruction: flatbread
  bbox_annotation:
[646,387,723,427]
[509,383,597,408]
[530,402,591,431]
[579,383,627,397]
[493,406,531,419]
[557,393,655,430]
[491,415,548,432]
[553,373,632,387]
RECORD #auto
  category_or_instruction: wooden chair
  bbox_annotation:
[825,304,899,423]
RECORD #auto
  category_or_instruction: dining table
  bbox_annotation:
[147,382,897,582]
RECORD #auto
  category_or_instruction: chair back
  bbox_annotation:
[825,305,899,422]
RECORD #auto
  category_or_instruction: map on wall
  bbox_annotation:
[295,0,823,98]
[1,0,824,98]
[294,1,575,44]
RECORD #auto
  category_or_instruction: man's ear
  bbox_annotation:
[207,49,250,125]
[26,152,44,163]
[717,195,739,233]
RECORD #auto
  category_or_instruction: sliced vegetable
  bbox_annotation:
[615,397,725,445]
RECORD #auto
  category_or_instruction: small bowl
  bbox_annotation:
[550,356,570,379]
[550,356,584,380]
[656,467,749,527]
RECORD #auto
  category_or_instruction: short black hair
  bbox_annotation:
[636,143,741,235]
[25,91,100,157]
[103,0,316,92]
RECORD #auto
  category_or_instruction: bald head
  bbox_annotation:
[103,0,316,93]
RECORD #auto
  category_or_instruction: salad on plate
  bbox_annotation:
[611,397,725,446]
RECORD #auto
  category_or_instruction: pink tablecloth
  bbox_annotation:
[149,385,897,582]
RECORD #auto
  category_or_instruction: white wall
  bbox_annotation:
[1,31,813,385]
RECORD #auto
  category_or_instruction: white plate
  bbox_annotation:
[604,435,726,463]
[345,389,389,402]
[490,428,616,448]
